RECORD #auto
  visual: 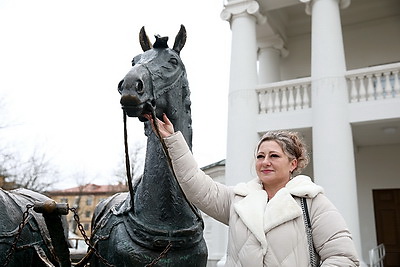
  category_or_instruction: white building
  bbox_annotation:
[202,0,400,266]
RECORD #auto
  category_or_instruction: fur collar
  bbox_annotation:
[233,187,268,252]
[286,175,324,197]
[233,175,324,253]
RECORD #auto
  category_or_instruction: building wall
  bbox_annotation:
[281,33,312,80]
[203,213,228,267]
[51,193,112,237]
[224,1,399,265]
[202,165,229,266]
[278,13,400,81]
[355,143,400,261]
[343,16,400,69]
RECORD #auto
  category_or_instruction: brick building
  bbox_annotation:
[46,183,127,237]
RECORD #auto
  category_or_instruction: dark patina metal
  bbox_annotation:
[33,200,71,267]
[0,188,69,267]
[89,25,208,266]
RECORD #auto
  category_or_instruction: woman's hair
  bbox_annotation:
[256,130,309,175]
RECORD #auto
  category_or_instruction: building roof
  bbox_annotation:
[200,159,225,171]
[47,183,128,196]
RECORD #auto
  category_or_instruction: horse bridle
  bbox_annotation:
[122,59,185,202]
[122,90,203,225]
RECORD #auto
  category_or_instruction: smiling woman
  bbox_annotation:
[0,0,230,189]
[254,130,309,200]
[255,141,297,198]
[146,114,360,266]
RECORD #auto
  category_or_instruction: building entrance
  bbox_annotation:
[373,189,400,267]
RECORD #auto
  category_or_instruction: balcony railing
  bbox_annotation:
[256,77,311,114]
[347,62,400,102]
[256,62,400,114]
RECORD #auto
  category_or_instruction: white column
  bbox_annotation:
[258,35,288,84]
[307,0,366,265]
[221,1,265,186]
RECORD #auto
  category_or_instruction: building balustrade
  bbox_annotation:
[256,62,400,114]
[347,62,400,103]
[256,77,311,114]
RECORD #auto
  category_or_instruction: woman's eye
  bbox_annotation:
[256,155,264,159]
[271,154,280,158]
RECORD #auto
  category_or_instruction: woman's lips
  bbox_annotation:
[261,169,274,174]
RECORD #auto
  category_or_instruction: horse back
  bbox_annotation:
[0,188,67,266]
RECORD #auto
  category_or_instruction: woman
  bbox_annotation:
[145,113,360,267]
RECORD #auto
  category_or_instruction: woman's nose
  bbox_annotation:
[262,158,271,165]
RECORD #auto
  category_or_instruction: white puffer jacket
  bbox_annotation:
[164,131,360,267]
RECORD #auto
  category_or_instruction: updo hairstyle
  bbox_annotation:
[256,130,309,175]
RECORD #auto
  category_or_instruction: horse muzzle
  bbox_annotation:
[120,94,155,119]
[118,64,155,118]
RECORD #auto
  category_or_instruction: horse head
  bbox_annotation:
[118,25,191,142]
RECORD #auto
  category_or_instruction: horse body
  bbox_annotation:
[0,188,67,267]
[90,25,207,266]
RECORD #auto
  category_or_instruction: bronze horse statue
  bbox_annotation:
[0,188,69,267]
[89,25,208,266]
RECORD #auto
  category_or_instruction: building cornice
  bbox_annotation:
[258,34,289,58]
[221,0,267,24]
[299,0,351,15]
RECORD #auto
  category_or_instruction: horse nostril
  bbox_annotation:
[118,80,124,94]
[135,80,144,94]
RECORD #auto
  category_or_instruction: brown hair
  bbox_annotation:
[256,130,309,175]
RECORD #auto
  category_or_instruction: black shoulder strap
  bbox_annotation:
[301,197,321,267]
[301,197,312,228]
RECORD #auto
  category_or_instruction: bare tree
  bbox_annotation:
[115,140,145,185]
[0,149,15,189]
[3,149,59,192]
[0,96,59,192]
[0,98,7,130]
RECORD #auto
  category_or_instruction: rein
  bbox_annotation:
[148,107,203,223]
[123,111,135,206]
[122,107,203,223]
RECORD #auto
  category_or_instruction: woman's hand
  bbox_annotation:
[144,113,175,138]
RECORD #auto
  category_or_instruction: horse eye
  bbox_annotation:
[132,54,141,66]
[169,58,178,65]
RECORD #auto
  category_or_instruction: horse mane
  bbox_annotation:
[153,35,169,48]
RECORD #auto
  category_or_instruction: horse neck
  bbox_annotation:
[141,107,192,182]
[131,89,196,226]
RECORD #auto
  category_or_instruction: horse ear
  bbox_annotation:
[139,26,152,52]
[173,24,187,54]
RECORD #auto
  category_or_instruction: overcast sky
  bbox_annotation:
[0,0,231,189]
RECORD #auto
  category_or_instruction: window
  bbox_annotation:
[85,211,91,218]
[86,196,93,206]
[73,196,80,207]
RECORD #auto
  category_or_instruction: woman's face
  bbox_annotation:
[256,140,298,189]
